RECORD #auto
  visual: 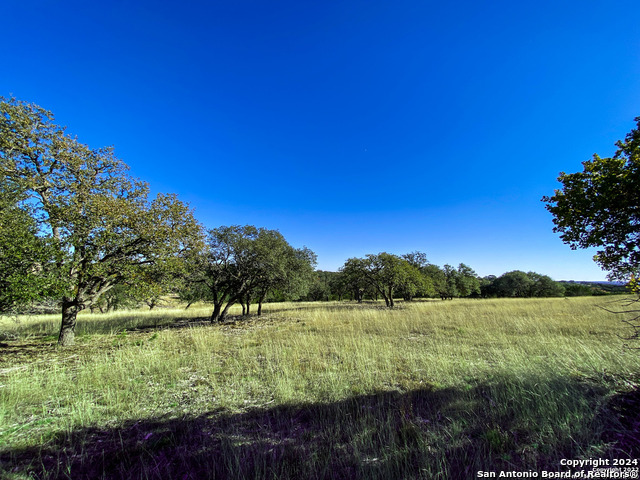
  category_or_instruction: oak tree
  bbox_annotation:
[543,117,640,281]
[544,118,640,346]
[0,98,201,345]
[492,270,534,298]
[239,228,316,315]
[340,257,369,303]
[340,253,426,307]
[189,225,315,321]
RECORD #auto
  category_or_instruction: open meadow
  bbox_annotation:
[1,297,639,479]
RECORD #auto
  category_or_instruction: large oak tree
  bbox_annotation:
[0,98,201,345]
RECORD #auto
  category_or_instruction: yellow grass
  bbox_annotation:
[0,297,638,479]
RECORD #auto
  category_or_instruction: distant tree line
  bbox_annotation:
[478,271,565,298]
[559,281,628,297]
[304,261,624,303]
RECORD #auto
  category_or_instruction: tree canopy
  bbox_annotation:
[0,97,202,345]
[340,253,434,307]
[0,181,59,312]
[543,117,640,281]
[185,225,316,322]
[479,271,564,298]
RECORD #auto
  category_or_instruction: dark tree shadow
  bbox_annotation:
[600,386,640,457]
[1,375,636,480]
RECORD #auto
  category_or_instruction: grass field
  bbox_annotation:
[0,297,639,479]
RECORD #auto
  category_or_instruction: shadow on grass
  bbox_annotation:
[601,386,640,457]
[2,374,637,480]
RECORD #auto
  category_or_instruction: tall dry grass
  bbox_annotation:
[0,297,637,478]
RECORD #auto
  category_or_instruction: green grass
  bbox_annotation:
[0,297,638,479]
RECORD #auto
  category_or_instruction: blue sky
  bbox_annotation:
[3,0,640,280]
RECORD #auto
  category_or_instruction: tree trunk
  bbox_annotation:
[240,302,246,316]
[388,287,394,308]
[245,300,250,316]
[210,302,222,323]
[257,293,266,316]
[58,299,80,346]
[219,301,234,322]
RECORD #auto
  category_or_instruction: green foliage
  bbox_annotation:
[0,97,202,344]
[492,271,534,298]
[304,271,337,301]
[562,282,599,297]
[0,181,59,312]
[479,275,498,298]
[399,252,435,300]
[248,235,316,308]
[250,230,316,303]
[543,117,640,281]
[340,253,431,307]
[423,264,447,299]
[527,271,565,297]
[441,264,460,299]
[189,225,258,320]
[495,271,528,297]
[401,251,429,270]
[178,279,211,308]
[366,253,407,307]
[339,254,484,303]
[455,263,481,298]
[486,271,565,298]
[339,257,370,302]
[423,263,481,300]
[396,262,431,301]
[186,225,316,321]
[90,284,142,313]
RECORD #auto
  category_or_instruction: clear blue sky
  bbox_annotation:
[3,0,639,280]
